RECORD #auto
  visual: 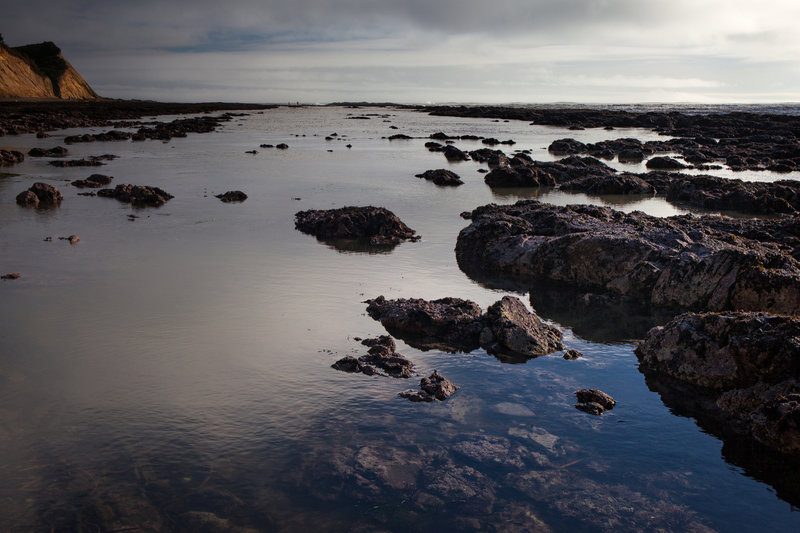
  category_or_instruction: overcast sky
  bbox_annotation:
[4,0,800,104]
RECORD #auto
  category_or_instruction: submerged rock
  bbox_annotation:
[216,190,248,202]
[415,169,464,186]
[294,206,420,247]
[97,184,174,207]
[456,200,800,315]
[635,312,800,454]
[16,182,63,207]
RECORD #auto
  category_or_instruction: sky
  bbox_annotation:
[3,0,800,104]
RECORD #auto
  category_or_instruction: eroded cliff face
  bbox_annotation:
[0,42,98,100]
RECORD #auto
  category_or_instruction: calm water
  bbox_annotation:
[1,106,799,532]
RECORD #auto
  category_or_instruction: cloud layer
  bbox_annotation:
[4,0,799,103]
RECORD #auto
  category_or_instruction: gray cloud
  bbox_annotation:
[4,0,799,103]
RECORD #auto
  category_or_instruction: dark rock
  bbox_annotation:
[646,156,686,170]
[468,148,504,163]
[16,182,63,207]
[1,273,21,280]
[575,389,616,414]
[388,134,412,140]
[548,138,586,155]
[430,132,451,140]
[480,296,564,360]
[618,149,644,163]
[664,174,800,215]
[28,146,68,157]
[332,335,414,378]
[0,149,24,166]
[425,141,444,152]
[216,190,248,202]
[443,145,469,161]
[276,143,289,149]
[365,295,485,352]
[456,200,800,314]
[400,370,458,402]
[97,184,174,207]
[563,349,583,360]
[294,206,420,247]
[557,173,656,195]
[71,174,113,188]
[415,169,463,186]
[636,312,800,454]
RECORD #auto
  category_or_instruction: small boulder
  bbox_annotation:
[575,389,616,414]
[415,169,463,186]
[216,190,248,203]
[16,182,63,207]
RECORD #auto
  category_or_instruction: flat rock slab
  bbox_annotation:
[636,311,800,454]
[97,184,173,207]
[295,206,420,247]
[456,200,800,315]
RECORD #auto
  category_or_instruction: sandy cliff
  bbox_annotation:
[0,41,98,100]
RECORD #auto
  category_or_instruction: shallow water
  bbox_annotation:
[1,106,799,532]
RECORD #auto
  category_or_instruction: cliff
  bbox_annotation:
[0,41,98,100]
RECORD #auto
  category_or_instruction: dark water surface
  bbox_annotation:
[1,106,799,532]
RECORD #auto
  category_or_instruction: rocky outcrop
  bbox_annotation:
[365,295,563,359]
[456,200,800,314]
[97,184,173,207]
[71,174,112,188]
[415,169,463,186]
[16,182,63,207]
[332,336,414,378]
[557,173,655,195]
[635,312,800,454]
[0,41,97,100]
[294,206,420,247]
[216,190,248,202]
[28,146,67,157]
[663,174,800,215]
[0,149,24,166]
[646,156,686,170]
[399,370,458,402]
[484,156,616,189]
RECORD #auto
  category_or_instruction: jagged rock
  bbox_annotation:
[399,370,458,402]
[294,206,420,247]
[332,335,413,378]
[97,184,173,207]
[415,169,463,186]
[456,200,800,314]
[636,312,800,454]
[563,349,583,360]
[480,296,564,359]
[216,190,248,202]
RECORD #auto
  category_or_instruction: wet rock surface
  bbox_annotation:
[636,312,800,454]
[71,173,113,188]
[399,370,458,402]
[415,169,464,186]
[16,182,63,207]
[332,335,414,378]
[575,389,616,415]
[365,295,563,359]
[456,200,800,314]
[97,184,174,207]
[295,206,420,247]
[0,149,24,166]
[216,190,248,202]
[27,146,67,157]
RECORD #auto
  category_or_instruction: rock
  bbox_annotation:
[618,149,644,163]
[71,173,113,188]
[548,138,586,155]
[1,273,21,280]
[27,146,67,157]
[97,184,174,207]
[414,169,463,186]
[365,295,485,352]
[425,141,444,152]
[557,173,656,195]
[387,133,412,140]
[294,206,420,247]
[575,389,616,414]
[646,156,686,170]
[563,349,583,360]
[635,312,800,454]
[456,200,800,314]
[276,143,289,149]
[0,149,24,166]
[366,295,564,360]
[216,190,248,202]
[443,145,469,161]
[480,296,564,360]
[663,174,800,215]
[399,370,458,402]
[332,335,414,378]
[16,182,63,207]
